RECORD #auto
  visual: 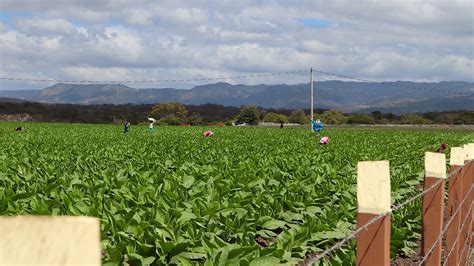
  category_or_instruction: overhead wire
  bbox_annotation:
[1,67,472,96]
[0,70,309,84]
[312,69,473,96]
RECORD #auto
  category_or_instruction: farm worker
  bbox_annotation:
[203,130,213,137]
[124,121,130,133]
[148,118,156,132]
[311,119,324,134]
[436,143,448,153]
[319,136,330,145]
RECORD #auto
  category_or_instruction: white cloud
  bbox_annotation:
[126,9,154,25]
[169,8,207,24]
[0,0,472,90]
[16,18,76,35]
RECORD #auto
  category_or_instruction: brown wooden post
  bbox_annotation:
[444,147,465,266]
[422,152,446,266]
[459,143,474,265]
[458,161,474,266]
[466,144,474,249]
[0,216,100,265]
[356,161,391,266]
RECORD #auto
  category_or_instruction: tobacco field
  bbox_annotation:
[0,122,472,265]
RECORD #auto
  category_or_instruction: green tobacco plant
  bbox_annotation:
[0,122,471,265]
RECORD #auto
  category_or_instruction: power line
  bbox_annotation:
[1,68,471,96]
[0,70,309,84]
[312,69,473,96]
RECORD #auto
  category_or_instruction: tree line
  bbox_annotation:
[0,100,472,125]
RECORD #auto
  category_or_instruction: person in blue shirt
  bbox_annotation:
[124,121,130,133]
[311,119,324,135]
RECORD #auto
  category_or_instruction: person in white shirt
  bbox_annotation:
[148,118,156,132]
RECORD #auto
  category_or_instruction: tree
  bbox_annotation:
[319,110,347,124]
[263,112,289,123]
[453,112,474,124]
[289,109,308,124]
[158,115,183,125]
[235,105,260,125]
[400,114,433,124]
[150,102,188,125]
[381,112,399,124]
[188,113,203,125]
[347,113,375,124]
[371,111,383,123]
[383,113,398,120]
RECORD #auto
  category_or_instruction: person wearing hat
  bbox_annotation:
[148,118,156,132]
[311,119,324,135]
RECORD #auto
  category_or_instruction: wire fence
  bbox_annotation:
[442,199,474,265]
[464,232,473,264]
[299,166,443,265]
[302,161,472,266]
[419,185,473,265]
[458,215,473,264]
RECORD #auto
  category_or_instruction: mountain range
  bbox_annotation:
[0,81,472,113]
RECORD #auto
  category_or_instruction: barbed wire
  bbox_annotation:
[0,70,309,84]
[418,185,473,265]
[300,212,387,265]
[458,223,473,264]
[389,165,464,207]
[393,160,473,210]
[301,165,461,265]
[302,160,474,265]
[443,201,474,265]
[466,232,473,265]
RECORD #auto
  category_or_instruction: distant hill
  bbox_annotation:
[0,81,472,113]
[0,97,28,103]
[363,94,474,114]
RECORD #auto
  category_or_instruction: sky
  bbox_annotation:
[0,0,473,90]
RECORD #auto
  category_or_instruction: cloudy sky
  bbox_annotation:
[0,0,473,90]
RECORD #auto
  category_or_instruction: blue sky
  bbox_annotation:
[296,18,332,28]
[0,11,33,22]
[0,0,472,90]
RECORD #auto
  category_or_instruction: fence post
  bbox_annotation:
[0,216,100,265]
[356,160,391,266]
[459,143,474,265]
[422,152,446,266]
[468,144,474,252]
[445,147,465,266]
